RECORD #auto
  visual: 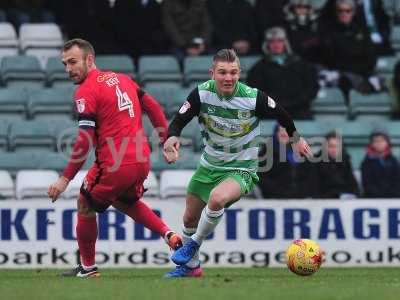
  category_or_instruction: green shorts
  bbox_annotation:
[187,166,259,204]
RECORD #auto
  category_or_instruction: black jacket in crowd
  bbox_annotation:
[257,142,318,199]
[320,0,392,55]
[247,54,319,119]
[284,17,322,64]
[254,0,289,44]
[320,20,377,77]
[316,151,360,198]
[113,0,167,59]
[361,151,400,198]
[207,0,257,52]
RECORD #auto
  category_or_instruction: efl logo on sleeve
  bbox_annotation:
[179,101,191,114]
[76,98,86,113]
[267,96,276,108]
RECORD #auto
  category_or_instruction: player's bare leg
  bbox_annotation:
[112,199,182,250]
[171,179,241,266]
[165,193,206,278]
[61,195,100,278]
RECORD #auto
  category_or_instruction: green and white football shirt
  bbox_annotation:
[168,79,297,174]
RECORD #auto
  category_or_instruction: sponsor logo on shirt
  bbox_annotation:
[97,72,117,83]
[76,98,85,113]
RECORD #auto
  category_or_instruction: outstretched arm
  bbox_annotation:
[163,88,200,163]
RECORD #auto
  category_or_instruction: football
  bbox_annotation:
[286,239,322,276]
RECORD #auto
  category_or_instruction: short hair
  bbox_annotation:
[62,38,95,58]
[212,49,240,69]
[336,0,355,8]
[325,130,341,141]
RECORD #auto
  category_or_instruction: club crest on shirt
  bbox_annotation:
[76,98,86,113]
[238,110,251,119]
[179,101,191,114]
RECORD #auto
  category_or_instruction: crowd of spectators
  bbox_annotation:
[257,125,400,199]
[1,0,399,199]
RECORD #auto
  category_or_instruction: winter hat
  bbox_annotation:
[262,27,292,55]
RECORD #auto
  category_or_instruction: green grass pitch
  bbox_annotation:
[0,268,399,300]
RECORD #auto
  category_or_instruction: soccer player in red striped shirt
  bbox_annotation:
[47,38,182,277]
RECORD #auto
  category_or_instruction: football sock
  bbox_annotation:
[76,214,97,267]
[191,206,224,246]
[125,200,170,237]
[182,227,200,268]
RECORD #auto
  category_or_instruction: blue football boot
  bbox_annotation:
[171,238,200,265]
[164,265,203,278]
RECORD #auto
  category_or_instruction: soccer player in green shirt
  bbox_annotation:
[163,49,312,277]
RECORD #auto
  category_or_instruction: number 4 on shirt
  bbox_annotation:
[116,85,134,117]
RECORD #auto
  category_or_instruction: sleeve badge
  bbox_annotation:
[179,101,191,114]
[76,98,86,113]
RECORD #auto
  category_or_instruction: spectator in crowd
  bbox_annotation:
[56,0,119,54]
[283,0,322,64]
[0,1,9,22]
[320,0,393,55]
[6,0,55,30]
[254,0,289,46]
[247,27,319,119]
[392,61,400,118]
[257,125,317,199]
[361,129,400,198]
[316,131,359,199]
[162,0,212,63]
[319,0,382,96]
[207,0,257,55]
[114,0,167,62]
[0,10,6,22]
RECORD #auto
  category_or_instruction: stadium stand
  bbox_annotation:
[9,120,55,151]
[0,22,18,61]
[180,118,202,151]
[349,90,393,120]
[376,56,398,74]
[1,55,45,87]
[184,56,213,87]
[239,55,261,82]
[391,25,400,51]
[28,87,74,120]
[160,169,196,198]
[0,0,399,201]
[36,150,70,172]
[138,55,182,86]
[0,120,8,150]
[143,171,160,198]
[16,169,59,199]
[0,169,15,199]
[19,23,63,68]
[96,54,136,79]
[312,87,348,120]
[0,152,38,176]
[144,84,184,118]
[0,87,28,120]
[63,169,87,199]
[151,148,200,173]
[0,10,5,22]
[45,56,71,87]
